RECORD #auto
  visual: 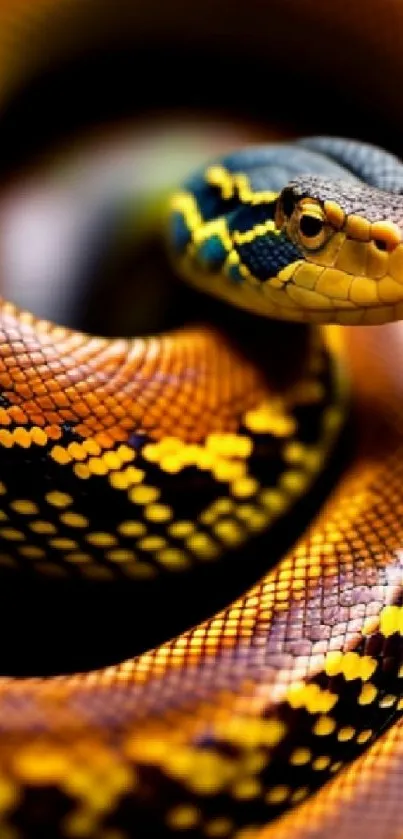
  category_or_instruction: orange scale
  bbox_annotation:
[82,394,103,410]
[46,386,70,408]
[164,406,183,422]
[93,405,108,419]
[188,388,207,405]
[12,371,28,384]
[141,360,157,382]
[13,341,26,362]
[36,367,54,379]
[153,400,170,417]
[180,413,200,429]
[0,375,13,389]
[56,366,74,379]
[178,381,195,396]
[107,427,127,442]
[110,406,126,420]
[116,391,134,405]
[155,358,172,380]
[240,619,256,630]
[132,401,152,417]
[83,416,101,431]
[29,353,46,366]
[118,418,136,432]
[98,414,115,429]
[58,410,76,422]
[182,429,201,443]
[15,385,33,400]
[72,403,91,419]
[0,410,11,427]
[36,394,54,409]
[4,357,18,369]
[129,388,149,403]
[28,414,46,427]
[158,421,182,437]
[44,412,62,425]
[74,381,90,394]
[22,397,40,413]
[5,393,23,405]
[188,404,211,422]
[94,431,114,449]
[196,422,212,436]
[157,383,178,400]
[74,423,91,438]
[8,407,28,424]
[142,413,161,429]
[45,425,62,441]
[144,378,163,390]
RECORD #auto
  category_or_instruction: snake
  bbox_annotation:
[1,4,403,839]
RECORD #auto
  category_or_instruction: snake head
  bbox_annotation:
[271,176,403,324]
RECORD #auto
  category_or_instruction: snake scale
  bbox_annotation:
[1,2,403,839]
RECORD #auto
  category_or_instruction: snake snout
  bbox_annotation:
[270,179,403,325]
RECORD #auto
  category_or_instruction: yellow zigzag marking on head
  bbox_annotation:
[192,217,233,252]
[170,190,233,255]
[233,219,280,245]
[170,191,203,235]
[206,165,236,200]
[235,173,278,206]
[206,165,278,206]
[171,176,280,290]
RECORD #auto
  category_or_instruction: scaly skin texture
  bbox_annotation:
[170,138,403,325]
[1,2,403,838]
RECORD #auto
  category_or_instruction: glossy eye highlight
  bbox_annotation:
[276,190,330,252]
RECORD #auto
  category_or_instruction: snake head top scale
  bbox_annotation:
[169,140,403,326]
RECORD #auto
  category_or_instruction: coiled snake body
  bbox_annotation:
[1,52,403,839]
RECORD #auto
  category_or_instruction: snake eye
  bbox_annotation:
[299,215,323,238]
[298,209,327,250]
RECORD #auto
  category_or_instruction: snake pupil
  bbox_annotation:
[374,238,387,251]
[299,214,324,238]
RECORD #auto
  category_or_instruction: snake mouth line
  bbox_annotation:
[275,276,402,315]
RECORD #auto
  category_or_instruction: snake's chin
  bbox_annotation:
[263,272,403,326]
